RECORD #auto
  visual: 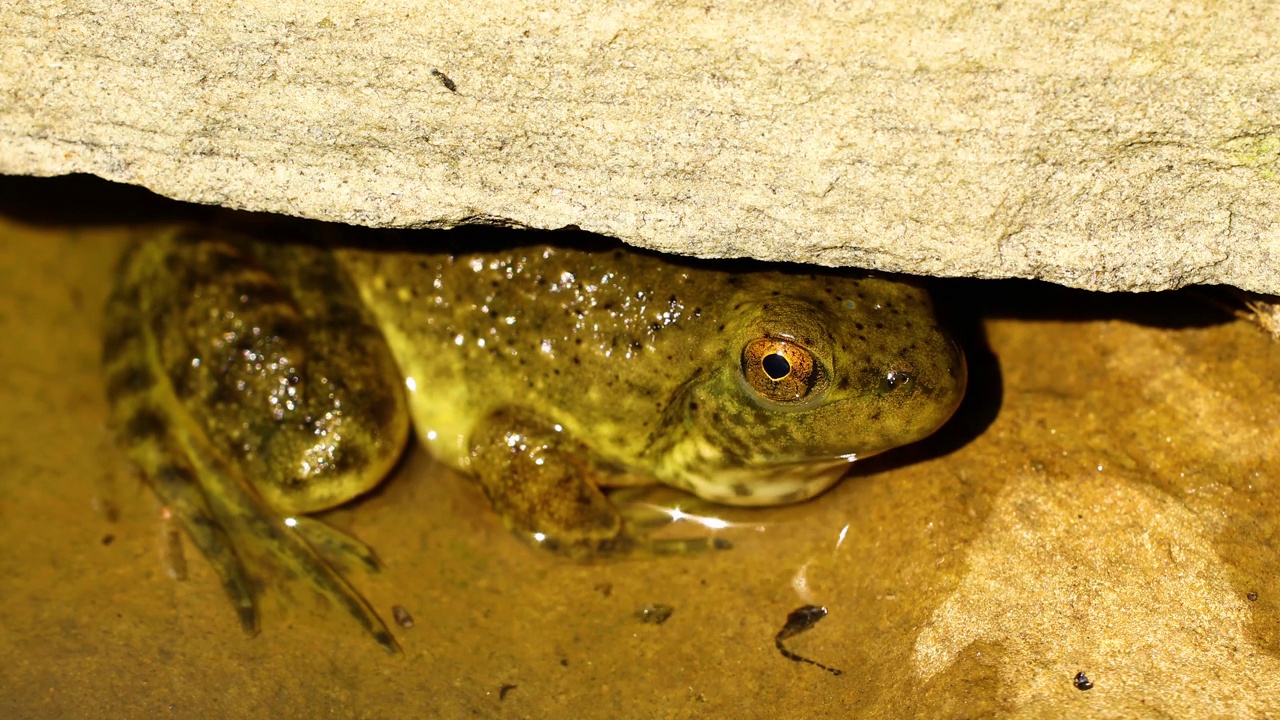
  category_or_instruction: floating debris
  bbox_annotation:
[636,603,674,624]
[430,68,458,93]
[1073,671,1094,691]
[498,683,517,701]
[775,605,843,676]
[1241,293,1280,341]
[391,604,415,629]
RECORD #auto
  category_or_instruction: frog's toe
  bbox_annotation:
[289,515,383,575]
[639,535,734,555]
[518,526,731,560]
[149,463,261,635]
[257,519,400,654]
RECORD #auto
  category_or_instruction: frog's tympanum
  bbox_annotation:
[102,226,966,651]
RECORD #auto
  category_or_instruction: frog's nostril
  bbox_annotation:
[879,370,916,394]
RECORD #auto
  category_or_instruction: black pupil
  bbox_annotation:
[762,353,791,380]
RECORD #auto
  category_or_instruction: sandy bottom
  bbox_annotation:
[2,176,1278,719]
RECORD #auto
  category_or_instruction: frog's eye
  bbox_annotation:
[741,337,827,404]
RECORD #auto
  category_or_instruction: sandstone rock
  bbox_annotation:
[2,1,1277,292]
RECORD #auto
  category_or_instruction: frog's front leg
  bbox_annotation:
[469,408,727,559]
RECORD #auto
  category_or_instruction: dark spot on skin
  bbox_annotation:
[208,380,238,408]
[204,247,251,277]
[777,488,808,504]
[230,280,290,307]
[117,282,143,308]
[172,227,227,244]
[717,324,725,332]
[105,364,155,402]
[147,309,170,340]
[167,359,197,399]
[153,462,197,489]
[125,407,168,440]
[325,301,371,329]
[366,392,401,431]
[101,323,138,363]
[731,483,752,497]
[875,322,885,330]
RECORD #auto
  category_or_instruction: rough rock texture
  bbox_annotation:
[3,0,1279,293]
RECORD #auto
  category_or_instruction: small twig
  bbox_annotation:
[775,605,843,676]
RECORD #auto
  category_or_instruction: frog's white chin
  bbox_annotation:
[681,457,856,507]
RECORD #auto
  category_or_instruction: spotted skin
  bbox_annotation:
[104,229,407,652]
[105,225,965,649]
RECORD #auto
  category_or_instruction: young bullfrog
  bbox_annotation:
[102,225,966,652]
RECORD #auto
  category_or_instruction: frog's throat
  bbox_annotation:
[663,443,856,508]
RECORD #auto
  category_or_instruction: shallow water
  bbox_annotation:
[2,176,1278,719]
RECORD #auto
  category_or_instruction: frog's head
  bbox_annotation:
[657,277,965,507]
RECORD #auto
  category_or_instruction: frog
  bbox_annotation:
[101,224,966,652]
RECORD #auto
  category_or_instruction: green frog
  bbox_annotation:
[102,225,966,652]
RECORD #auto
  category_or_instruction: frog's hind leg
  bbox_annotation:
[103,231,404,653]
[469,408,730,560]
[103,256,259,633]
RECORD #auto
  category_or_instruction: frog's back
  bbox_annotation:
[342,242,743,470]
